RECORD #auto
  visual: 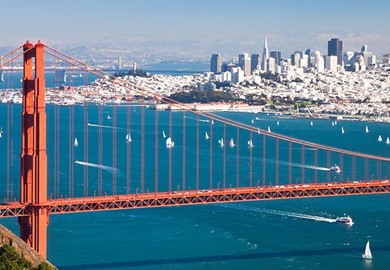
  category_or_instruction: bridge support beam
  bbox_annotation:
[18,41,48,259]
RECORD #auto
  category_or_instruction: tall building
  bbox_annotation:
[325,55,338,72]
[261,37,269,72]
[270,51,281,66]
[238,53,251,76]
[210,54,222,73]
[328,38,343,66]
[251,54,260,73]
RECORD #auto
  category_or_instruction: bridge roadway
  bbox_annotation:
[1,180,389,218]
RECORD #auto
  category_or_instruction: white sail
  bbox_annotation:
[257,128,261,134]
[267,126,271,133]
[107,114,112,120]
[162,130,166,138]
[276,120,279,126]
[205,131,209,140]
[341,127,345,134]
[248,139,254,148]
[251,118,254,124]
[365,126,369,133]
[73,137,78,147]
[378,135,382,142]
[310,121,313,126]
[126,133,132,143]
[331,121,335,126]
[362,241,372,259]
[386,137,390,145]
[229,138,235,148]
[166,137,174,148]
[0,132,2,138]
[218,138,224,148]
[211,120,214,125]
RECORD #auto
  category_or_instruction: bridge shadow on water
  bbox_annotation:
[58,245,390,269]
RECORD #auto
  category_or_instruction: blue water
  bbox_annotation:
[0,104,389,269]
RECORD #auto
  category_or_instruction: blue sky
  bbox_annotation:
[1,0,389,59]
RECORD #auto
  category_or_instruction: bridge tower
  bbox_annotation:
[18,41,48,258]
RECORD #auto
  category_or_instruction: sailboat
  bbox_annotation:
[365,126,369,133]
[211,120,214,125]
[247,139,254,148]
[229,138,235,148]
[331,121,335,126]
[276,120,279,126]
[310,121,313,126]
[107,114,112,120]
[205,131,209,140]
[386,137,390,145]
[378,135,382,142]
[218,138,224,148]
[341,127,345,134]
[166,137,174,148]
[126,133,132,143]
[257,128,261,134]
[251,118,254,124]
[162,130,166,138]
[362,241,372,260]
[267,126,271,133]
[73,137,79,147]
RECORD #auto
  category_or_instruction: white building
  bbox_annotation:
[325,55,338,72]
[238,53,251,76]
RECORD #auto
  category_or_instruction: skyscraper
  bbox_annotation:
[210,54,222,73]
[270,51,281,66]
[328,38,343,66]
[250,54,260,73]
[261,37,269,72]
[238,53,251,76]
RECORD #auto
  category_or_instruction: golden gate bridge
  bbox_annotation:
[0,41,389,259]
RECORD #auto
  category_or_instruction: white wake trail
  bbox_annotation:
[223,204,336,223]
[87,122,126,130]
[75,160,120,174]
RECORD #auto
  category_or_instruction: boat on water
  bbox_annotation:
[251,118,254,124]
[267,126,271,133]
[205,131,209,140]
[341,127,345,134]
[330,164,341,173]
[107,114,112,120]
[336,214,353,225]
[365,126,369,133]
[126,133,132,143]
[218,138,224,148]
[378,135,382,142]
[166,137,174,148]
[162,130,166,138]
[362,241,372,259]
[276,120,279,126]
[73,137,79,147]
[386,137,390,145]
[229,138,235,148]
[310,121,313,126]
[247,139,254,148]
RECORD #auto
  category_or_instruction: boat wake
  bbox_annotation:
[223,204,337,223]
[87,122,126,130]
[266,158,330,171]
[75,160,120,174]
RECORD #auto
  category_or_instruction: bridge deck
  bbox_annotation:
[1,180,389,217]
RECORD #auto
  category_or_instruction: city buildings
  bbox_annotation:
[210,54,222,73]
[328,38,343,66]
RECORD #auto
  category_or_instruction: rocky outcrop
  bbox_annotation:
[0,224,56,269]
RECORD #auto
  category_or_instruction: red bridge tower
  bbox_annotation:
[18,41,48,258]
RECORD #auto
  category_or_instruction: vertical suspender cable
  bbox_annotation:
[249,132,252,187]
[275,138,279,185]
[127,105,131,194]
[223,123,226,188]
[262,134,266,186]
[154,108,158,192]
[301,145,305,184]
[209,119,213,189]
[182,112,186,191]
[196,114,199,190]
[288,141,292,185]
[84,103,88,196]
[236,128,239,187]
[169,106,172,192]
[141,104,145,193]
[98,105,103,196]
[112,106,117,195]
[314,147,318,183]
[327,150,330,182]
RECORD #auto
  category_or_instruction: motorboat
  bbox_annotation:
[330,164,341,173]
[336,215,353,225]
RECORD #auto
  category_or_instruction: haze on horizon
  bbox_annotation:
[1,0,389,61]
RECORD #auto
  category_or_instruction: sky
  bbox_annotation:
[1,0,389,60]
